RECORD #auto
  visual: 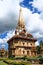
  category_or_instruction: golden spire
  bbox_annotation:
[15,7,26,35]
[18,7,25,28]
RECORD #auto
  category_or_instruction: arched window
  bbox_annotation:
[23,43,25,45]
[23,50,25,54]
[27,51,29,55]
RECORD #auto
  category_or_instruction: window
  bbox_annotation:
[23,43,25,45]
[23,50,25,54]
[27,51,29,55]
[27,42,28,45]
[31,44,32,46]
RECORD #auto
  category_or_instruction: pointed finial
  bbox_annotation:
[20,7,22,12]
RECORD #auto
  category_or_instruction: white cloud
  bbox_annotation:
[0,0,24,33]
[35,41,39,46]
[21,7,43,39]
[29,0,43,11]
[28,0,43,39]
[5,30,15,41]
[1,44,5,48]
[0,39,4,43]
[0,0,23,18]
[0,30,15,43]
[33,32,43,39]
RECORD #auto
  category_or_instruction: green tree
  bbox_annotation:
[36,46,41,54]
[40,40,43,47]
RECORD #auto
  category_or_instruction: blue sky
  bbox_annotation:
[0,0,43,50]
[20,0,41,14]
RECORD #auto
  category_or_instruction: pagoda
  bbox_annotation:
[7,7,37,57]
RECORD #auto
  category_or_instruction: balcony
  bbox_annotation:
[14,44,32,48]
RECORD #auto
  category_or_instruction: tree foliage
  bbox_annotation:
[36,46,41,54]
[40,40,43,47]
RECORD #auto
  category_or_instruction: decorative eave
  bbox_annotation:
[7,35,37,43]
